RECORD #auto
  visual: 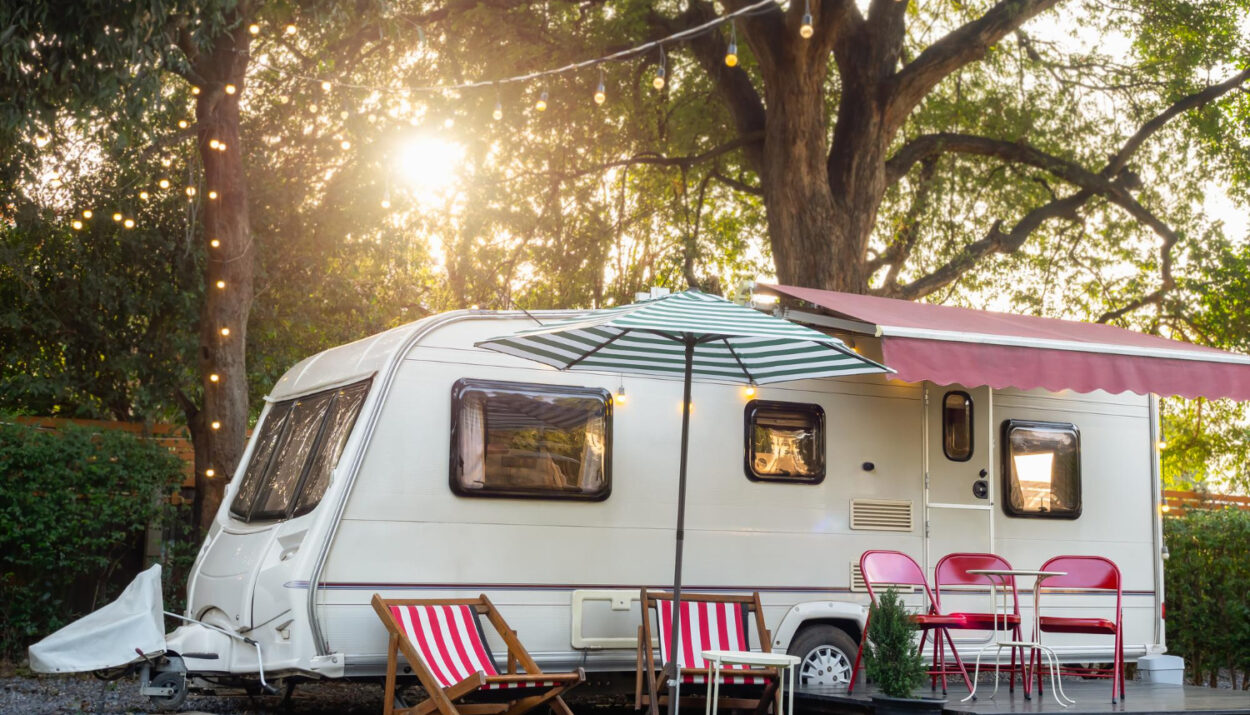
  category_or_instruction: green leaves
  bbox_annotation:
[864,587,929,699]
[0,421,185,656]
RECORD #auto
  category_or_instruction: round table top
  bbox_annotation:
[967,568,1067,578]
[700,650,800,666]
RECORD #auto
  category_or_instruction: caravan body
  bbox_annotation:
[167,304,1170,692]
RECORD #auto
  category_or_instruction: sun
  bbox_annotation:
[395,135,465,198]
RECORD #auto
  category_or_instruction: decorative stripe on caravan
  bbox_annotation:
[389,605,555,690]
[656,599,767,685]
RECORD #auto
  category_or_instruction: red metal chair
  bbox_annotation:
[934,553,1025,692]
[1035,555,1125,703]
[849,550,973,695]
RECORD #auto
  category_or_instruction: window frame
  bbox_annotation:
[1000,418,1082,520]
[742,399,826,485]
[448,378,613,502]
[229,378,372,524]
[941,390,974,462]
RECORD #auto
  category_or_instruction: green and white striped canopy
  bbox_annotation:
[476,290,890,384]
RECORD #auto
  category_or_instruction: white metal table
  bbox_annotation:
[961,568,1074,707]
[701,650,800,715]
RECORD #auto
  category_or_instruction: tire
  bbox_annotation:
[147,670,189,711]
[789,624,858,688]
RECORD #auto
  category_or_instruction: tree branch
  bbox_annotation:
[886,0,1060,130]
[709,169,762,196]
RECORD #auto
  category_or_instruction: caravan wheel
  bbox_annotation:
[790,625,857,687]
[147,670,189,710]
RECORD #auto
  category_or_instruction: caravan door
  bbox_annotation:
[922,384,994,572]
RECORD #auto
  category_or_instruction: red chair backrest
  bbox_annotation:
[860,550,938,610]
[1039,555,1121,592]
[934,552,1018,611]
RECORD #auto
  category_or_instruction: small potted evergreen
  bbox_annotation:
[863,587,945,714]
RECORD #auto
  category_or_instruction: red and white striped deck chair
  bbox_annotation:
[371,594,585,715]
[635,590,780,715]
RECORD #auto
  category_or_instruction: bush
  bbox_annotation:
[1163,508,1250,687]
[0,421,187,658]
[864,586,928,698]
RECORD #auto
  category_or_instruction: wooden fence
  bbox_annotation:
[1163,489,1250,516]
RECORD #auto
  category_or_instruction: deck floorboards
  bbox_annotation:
[794,681,1250,715]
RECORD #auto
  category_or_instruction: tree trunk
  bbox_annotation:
[191,26,254,533]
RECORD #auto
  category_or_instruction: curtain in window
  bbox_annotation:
[460,393,487,487]
[578,414,605,489]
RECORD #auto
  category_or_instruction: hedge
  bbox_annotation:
[1164,508,1250,688]
[0,421,187,658]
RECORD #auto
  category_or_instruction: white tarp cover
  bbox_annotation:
[28,564,166,673]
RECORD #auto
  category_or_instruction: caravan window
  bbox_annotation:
[942,391,974,461]
[744,400,825,484]
[1002,419,1081,519]
[450,379,611,500]
[229,379,372,522]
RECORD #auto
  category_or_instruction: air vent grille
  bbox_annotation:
[849,498,913,532]
[850,564,867,592]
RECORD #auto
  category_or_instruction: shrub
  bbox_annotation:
[1163,508,1250,687]
[0,421,186,658]
[864,586,928,698]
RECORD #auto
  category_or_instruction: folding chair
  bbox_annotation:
[934,553,1025,691]
[371,594,585,715]
[848,550,973,695]
[1035,555,1125,703]
[635,589,780,715]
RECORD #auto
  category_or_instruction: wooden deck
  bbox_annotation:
[794,681,1250,714]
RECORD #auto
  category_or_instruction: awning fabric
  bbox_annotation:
[760,284,1250,401]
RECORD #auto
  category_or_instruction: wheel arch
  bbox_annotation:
[772,601,867,653]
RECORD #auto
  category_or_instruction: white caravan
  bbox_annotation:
[46,286,1250,706]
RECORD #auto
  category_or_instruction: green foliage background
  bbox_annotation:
[1163,508,1250,688]
[0,421,187,658]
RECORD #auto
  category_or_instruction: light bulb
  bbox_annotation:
[725,43,739,67]
[112,212,123,222]
[178,120,189,129]
[653,66,666,90]
[216,280,226,289]
[209,138,220,149]
[186,186,197,196]
[123,218,135,228]
[594,83,606,105]
[615,386,627,405]
[82,210,93,219]
[191,86,201,95]
[321,80,332,92]
[211,420,221,430]
[800,13,814,38]
[159,179,170,189]
[220,327,230,337]
[744,383,757,398]
[216,141,227,151]
[340,139,351,150]
[249,23,260,35]
[72,220,83,230]
[210,239,221,247]
[285,23,296,35]
[380,198,391,209]
[225,83,237,95]
[208,190,218,200]
[209,373,220,382]
[161,157,172,167]
[492,101,503,120]
[205,468,216,477]
[535,91,548,111]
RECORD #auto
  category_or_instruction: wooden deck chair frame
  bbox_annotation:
[634,589,780,715]
[372,593,585,715]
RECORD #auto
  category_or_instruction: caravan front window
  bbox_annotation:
[230,379,371,522]
[1002,419,1081,519]
[450,379,611,500]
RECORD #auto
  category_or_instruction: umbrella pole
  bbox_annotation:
[666,339,695,715]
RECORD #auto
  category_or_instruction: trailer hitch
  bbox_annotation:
[163,611,279,695]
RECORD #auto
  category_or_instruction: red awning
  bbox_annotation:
[759,284,1250,401]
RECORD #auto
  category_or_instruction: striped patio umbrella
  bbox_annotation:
[476,290,890,712]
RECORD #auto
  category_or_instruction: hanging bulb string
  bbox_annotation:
[238,0,778,97]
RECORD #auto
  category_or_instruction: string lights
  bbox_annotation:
[653,47,666,90]
[800,0,814,39]
[725,23,739,67]
[594,67,606,105]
